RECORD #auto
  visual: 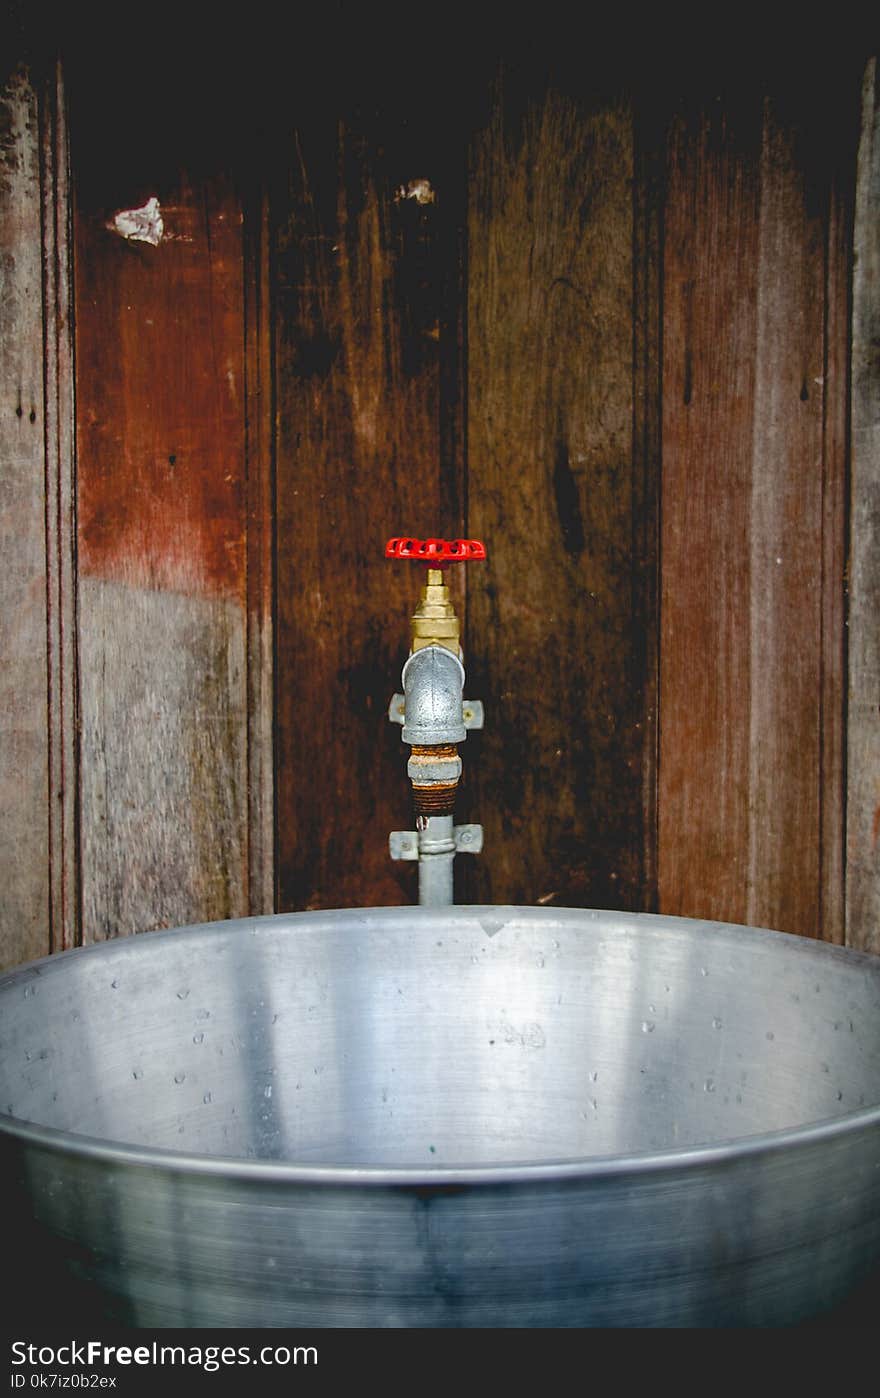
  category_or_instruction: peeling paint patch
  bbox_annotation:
[395,178,435,205]
[111,196,164,246]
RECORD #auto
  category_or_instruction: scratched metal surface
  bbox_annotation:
[2,907,879,1326]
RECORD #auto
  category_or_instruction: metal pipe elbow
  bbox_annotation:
[401,645,466,745]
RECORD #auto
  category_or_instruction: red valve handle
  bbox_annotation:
[385,537,486,565]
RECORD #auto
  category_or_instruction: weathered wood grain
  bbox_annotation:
[847,57,880,952]
[659,87,851,938]
[74,169,252,938]
[274,105,465,910]
[821,167,851,945]
[466,81,653,909]
[243,183,275,915]
[0,63,51,968]
[40,59,79,955]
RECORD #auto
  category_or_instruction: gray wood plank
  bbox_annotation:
[0,64,50,969]
[847,57,880,952]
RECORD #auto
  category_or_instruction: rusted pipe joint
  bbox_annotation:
[408,744,462,816]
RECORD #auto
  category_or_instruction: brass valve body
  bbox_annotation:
[410,569,460,654]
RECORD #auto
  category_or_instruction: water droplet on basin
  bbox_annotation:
[766,1031,775,1041]
[173,1071,186,1084]
[203,1091,213,1104]
[641,1020,655,1034]
[132,1068,143,1080]
[196,1008,210,1021]
[110,980,119,989]
[712,1017,723,1030]
[704,1079,716,1093]
[589,1071,598,1082]
[264,1084,273,1099]
[700,967,709,978]
[193,1032,205,1045]
[177,988,190,1000]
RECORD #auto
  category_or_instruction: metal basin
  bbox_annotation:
[2,906,879,1327]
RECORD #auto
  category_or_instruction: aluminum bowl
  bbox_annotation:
[1,906,879,1326]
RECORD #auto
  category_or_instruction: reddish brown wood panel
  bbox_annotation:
[465,81,656,909]
[659,86,851,938]
[242,184,276,917]
[274,107,465,910]
[74,166,253,939]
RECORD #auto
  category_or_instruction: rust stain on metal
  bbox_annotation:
[409,744,460,816]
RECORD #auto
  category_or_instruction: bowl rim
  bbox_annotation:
[2,905,879,1187]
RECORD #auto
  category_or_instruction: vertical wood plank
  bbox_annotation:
[274,106,464,911]
[40,58,79,954]
[0,63,50,968]
[243,183,275,915]
[632,90,664,911]
[660,101,761,927]
[659,84,851,938]
[746,101,830,936]
[74,169,252,939]
[466,79,654,909]
[847,56,880,952]
[821,161,852,945]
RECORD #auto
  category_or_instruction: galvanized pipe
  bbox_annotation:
[401,645,466,746]
[417,815,455,905]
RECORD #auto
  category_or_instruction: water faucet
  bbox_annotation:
[386,537,485,905]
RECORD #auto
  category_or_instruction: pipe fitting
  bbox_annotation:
[401,645,466,746]
[407,743,462,816]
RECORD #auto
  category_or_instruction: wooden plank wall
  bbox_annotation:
[65,38,275,943]
[659,75,854,939]
[465,77,658,909]
[272,62,659,914]
[0,62,52,967]
[73,163,256,939]
[848,58,880,953]
[1,35,876,967]
[0,53,76,971]
[273,91,466,911]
